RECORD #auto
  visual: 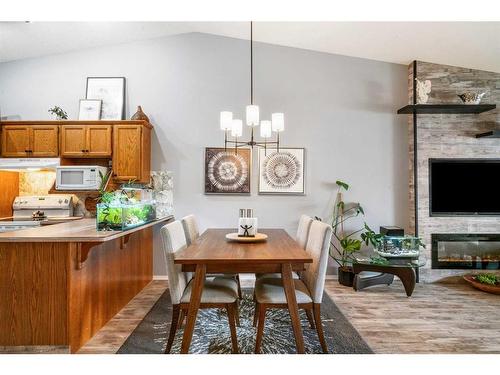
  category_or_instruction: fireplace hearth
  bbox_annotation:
[432,234,500,269]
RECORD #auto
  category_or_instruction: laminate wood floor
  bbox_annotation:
[78,277,500,354]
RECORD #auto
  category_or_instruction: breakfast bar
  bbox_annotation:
[0,216,173,353]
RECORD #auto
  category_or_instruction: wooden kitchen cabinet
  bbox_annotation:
[30,125,59,157]
[61,124,111,157]
[1,125,58,157]
[112,123,151,183]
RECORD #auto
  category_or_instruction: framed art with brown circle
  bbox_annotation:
[258,147,305,195]
[205,147,251,194]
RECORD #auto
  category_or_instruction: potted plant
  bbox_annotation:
[48,106,68,120]
[328,180,382,286]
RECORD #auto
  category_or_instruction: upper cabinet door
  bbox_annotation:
[112,125,142,181]
[87,125,112,157]
[61,125,87,157]
[1,126,31,157]
[30,125,59,157]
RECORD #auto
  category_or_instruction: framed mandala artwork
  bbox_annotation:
[258,148,305,195]
[205,148,251,194]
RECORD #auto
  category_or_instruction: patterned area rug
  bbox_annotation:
[118,288,372,354]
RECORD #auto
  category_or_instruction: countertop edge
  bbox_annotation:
[0,216,174,243]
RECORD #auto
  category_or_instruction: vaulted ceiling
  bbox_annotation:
[1,22,499,72]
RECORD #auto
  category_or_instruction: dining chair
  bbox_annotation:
[161,220,240,354]
[255,214,313,281]
[181,214,242,299]
[253,219,333,353]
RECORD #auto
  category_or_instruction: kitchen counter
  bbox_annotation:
[0,216,173,242]
[0,215,173,353]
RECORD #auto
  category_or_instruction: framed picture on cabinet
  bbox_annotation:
[78,99,102,120]
[258,147,305,195]
[204,147,251,194]
[85,77,125,120]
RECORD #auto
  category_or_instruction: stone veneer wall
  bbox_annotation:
[408,61,500,279]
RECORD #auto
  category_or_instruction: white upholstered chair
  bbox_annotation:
[255,214,313,281]
[161,220,240,354]
[181,214,242,298]
[253,219,333,353]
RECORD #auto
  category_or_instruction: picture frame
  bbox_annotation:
[78,99,102,120]
[205,147,251,195]
[85,77,126,120]
[258,147,305,195]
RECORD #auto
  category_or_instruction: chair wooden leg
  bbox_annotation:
[253,301,260,327]
[235,299,241,327]
[165,304,180,354]
[226,303,239,354]
[313,303,328,353]
[305,308,315,329]
[254,305,267,354]
[178,308,186,327]
[236,274,242,299]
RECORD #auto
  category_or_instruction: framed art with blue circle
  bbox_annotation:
[258,147,305,195]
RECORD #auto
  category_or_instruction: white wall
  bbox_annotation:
[0,32,409,276]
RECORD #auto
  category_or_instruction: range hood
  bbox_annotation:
[0,158,60,171]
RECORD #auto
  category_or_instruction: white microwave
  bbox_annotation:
[56,166,108,190]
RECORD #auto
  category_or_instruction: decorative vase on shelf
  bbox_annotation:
[131,106,150,122]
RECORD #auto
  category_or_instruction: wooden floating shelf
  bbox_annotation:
[397,104,496,114]
[475,130,500,139]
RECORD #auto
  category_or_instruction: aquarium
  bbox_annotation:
[376,236,424,257]
[96,202,156,231]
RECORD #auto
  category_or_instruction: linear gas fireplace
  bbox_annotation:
[432,234,500,269]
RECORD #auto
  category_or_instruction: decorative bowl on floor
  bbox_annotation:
[463,274,500,295]
[457,92,486,104]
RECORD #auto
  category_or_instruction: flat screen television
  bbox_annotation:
[429,159,500,216]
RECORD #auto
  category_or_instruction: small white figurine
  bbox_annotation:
[415,78,432,104]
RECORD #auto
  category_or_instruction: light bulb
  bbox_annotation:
[260,120,272,138]
[271,113,284,132]
[246,105,259,126]
[231,119,243,137]
[220,111,233,130]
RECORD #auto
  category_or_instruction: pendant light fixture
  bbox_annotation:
[220,21,284,154]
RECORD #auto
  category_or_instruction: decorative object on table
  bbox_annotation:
[458,92,486,105]
[379,226,404,237]
[151,171,173,218]
[375,236,425,258]
[326,180,382,287]
[96,190,156,231]
[225,232,268,243]
[463,274,500,295]
[86,77,126,120]
[78,99,102,120]
[218,22,284,154]
[238,208,258,237]
[205,147,250,194]
[415,78,432,104]
[258,147,305,195]
[131,105,150,122]
[48,106,68,120]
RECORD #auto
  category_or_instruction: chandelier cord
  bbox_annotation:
[250,21,253,106]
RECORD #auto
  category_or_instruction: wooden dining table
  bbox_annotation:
[174,228,313,354]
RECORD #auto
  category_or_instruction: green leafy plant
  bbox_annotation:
[474,273,499,285]
[328,180,383,269]
[48,106,68,120]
